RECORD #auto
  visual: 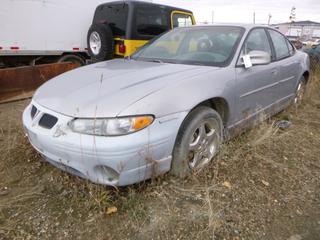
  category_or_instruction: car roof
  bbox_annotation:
[189,23,272,30]
[98,1,193,14]
[177,24,286,35]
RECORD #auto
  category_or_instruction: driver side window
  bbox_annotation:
[238,28,272,65]
[242,28,272,56]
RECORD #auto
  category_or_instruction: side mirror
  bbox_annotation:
[242,50,271,68]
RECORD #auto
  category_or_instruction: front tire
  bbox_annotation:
[171,106,223,178]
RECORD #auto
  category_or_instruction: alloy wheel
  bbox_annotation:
[89,31,102,55]
[294,81,306,105]
[187,120,220,170]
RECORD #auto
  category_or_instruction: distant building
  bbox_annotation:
[272,20,320,39]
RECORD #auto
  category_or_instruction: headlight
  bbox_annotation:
[69,116,154,136]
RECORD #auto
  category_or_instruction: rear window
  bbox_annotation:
[287,39,295,55]
[94,4,128,37]
[268,30,290,60]
[172,13,193,28]
[132,5,170,40]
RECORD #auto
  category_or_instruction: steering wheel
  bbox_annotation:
[197,39,213,52]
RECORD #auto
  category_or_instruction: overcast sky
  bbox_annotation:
[153,0,320,24]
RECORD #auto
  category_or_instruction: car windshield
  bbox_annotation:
[132,26,244,66]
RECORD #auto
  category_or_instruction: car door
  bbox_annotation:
[267,29,300,104]
[234,28,280,125]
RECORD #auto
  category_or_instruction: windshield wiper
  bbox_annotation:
[150,59,164,63]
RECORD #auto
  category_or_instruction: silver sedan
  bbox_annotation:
[23,24,310,186]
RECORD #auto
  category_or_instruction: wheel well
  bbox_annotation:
[196,98,229,126]
[303,71,310,83]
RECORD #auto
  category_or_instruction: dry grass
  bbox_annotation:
[0,65,319,239]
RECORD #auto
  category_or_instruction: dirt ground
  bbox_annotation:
[0,69,320,240]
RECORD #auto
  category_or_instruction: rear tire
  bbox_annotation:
[171,106,223,178]
[293,76,307,107]
[58,54,85,66]
[87,23,114,61]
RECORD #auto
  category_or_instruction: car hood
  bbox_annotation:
[34,59,219,118]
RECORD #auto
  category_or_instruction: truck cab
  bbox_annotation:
[87,1,196,61]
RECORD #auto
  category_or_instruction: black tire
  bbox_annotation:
[171,106,223,178]
[87,23,114,61]
[58,54,85,66]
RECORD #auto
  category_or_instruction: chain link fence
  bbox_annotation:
[310,52,320,71]
[306,54,320,100]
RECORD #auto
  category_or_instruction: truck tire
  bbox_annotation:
[87,23,114,61]
[58,54,85,66]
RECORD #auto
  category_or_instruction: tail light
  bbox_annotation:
[119,42,126,54]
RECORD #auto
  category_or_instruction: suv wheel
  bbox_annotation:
[87,23,114,61]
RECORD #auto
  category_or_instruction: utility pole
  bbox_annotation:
[253,12,256,24]
[289,6,296,22]
[268,14,272,25]
[212,11,214,24]
[289,7,296,37]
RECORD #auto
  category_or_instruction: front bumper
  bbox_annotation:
[22,101,187,186]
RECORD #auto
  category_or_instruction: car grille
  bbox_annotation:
[39,114,58,129]
[31,105,37,119]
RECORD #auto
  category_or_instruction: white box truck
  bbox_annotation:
[0,0,109,67]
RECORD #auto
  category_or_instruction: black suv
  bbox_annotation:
[87,1,195,61]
